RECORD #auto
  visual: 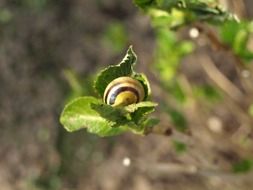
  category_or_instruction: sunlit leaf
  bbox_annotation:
[94,46,137,97]
[60,97,128,136]
[220,20,253,62]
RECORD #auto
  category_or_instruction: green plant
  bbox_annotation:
[60,0,253,152]
[131,0,253,174]
[60,47,158,137]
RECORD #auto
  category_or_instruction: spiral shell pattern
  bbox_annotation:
[103,76,145,106]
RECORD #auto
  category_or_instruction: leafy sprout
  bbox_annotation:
[60,47,158,137]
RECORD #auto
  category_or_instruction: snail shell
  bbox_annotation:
[103,76,145,106]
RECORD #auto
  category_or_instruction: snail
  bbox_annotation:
[103,76,145,107]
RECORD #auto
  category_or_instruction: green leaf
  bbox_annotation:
[154,28,194,81]
[221,21,240,45]
[60,97,102,132]
[149,8,187,28]
[87,121,128,137]
[133,0,156,9]
[249,104,253,117]
[133,73,152,99]
[193,84,222,102]
[60,97,128,137]
[142,117,160,134]
[126,101,158,134]
[156,0,181,9]
[130,117,159,135]
[220,21,249,50]
[0,8,12,23]
[92,101,157,130]
[91,102,146,135]
[135,0,236,26]
[170,110,187,132]
[163,106,188,132]
[233,159,253,173]
[167,80,186,103]
[124,101,157,113]
[126,102,157,124]
[173,140,187,153]
[220,20,253,62]
[94,46,137,97]
[90,103,130,128]
[143,117,160,128]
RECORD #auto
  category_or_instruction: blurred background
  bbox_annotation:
[0,0,253,189]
